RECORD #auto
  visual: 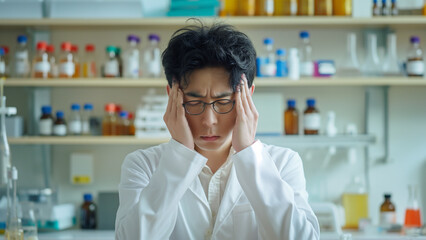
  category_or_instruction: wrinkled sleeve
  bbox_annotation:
[115,139,207,240]
[233,140,320,240]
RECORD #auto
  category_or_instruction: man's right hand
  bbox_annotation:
[163,82,195,150]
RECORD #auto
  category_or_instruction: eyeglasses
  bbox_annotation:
[182,99,235,115]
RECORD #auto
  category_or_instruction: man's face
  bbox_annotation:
[182,67,236,152]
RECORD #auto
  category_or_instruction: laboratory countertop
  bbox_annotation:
[1,230,426,240]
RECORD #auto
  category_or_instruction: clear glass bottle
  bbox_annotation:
[53,111,67,136]
[259,38,277,77]
[0,48,5,78]
[381,0,390,15]
[0,46,10,78]
[315,0,332,16]
[342,176,368,229]
[274,0,297,15]
[102,103,118,136]
[288,48,300,80]
[68,104,82,135]
[256,0,274,16]
[406,36,424,77]
[361,34,382,76]
[46,45,58,78]
[32,41,51,79]
[304,98,320,135]
[391,0,398,15]
[299,31,313,77]
[59,42,75,78]
[276,48,288,77]
[373,0,381,16]
[284,99,298,135]
[404,185,422,228]
[143,34,162,78]
[338,33,361,77]
[123,35,141,78]
[382,33,401,76]
[13,35,30,78]
[380,193,396,228]
[298,0,314,15]
[83,44,96,78]
[333,0,351,16]
[80,193,97,229]
[39,105,53,136]
[71,45,80,78]
[5,167,24,240]
[82,103,93,136]
[103,46,119,78]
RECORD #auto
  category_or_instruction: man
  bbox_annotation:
[115,21,319,240]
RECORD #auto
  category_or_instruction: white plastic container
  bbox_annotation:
[46,0,143,18]
[0,0,44,19]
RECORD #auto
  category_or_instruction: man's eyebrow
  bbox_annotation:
[184,91,233,98]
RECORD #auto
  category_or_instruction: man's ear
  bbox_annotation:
[250,83,255,96]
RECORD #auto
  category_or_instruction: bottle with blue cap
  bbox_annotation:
[13,35,30,78]
[298,31,313,77]
[143,34,162,78]
[82,103,93,135]
[80,193,97,229]
[69,103,82,135]
[257,37,277,77]
[276,48,288,77]
[123,34,141,78]
[284,99,298,135]
[0,47,5,78]
[118,111,130,135]
[39,105,53,136]
[53,111,67,136]
[304,98,320,135]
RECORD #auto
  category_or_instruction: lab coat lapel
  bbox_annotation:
[213,164,243,235]
[188,175,210,211]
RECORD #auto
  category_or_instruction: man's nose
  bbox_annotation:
[201,105,218,127]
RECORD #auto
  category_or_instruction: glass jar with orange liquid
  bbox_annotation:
[219,0,237,16]
[102,103,118,136]
[32,41,51,78]
[404,185,422,229]
[284,99,299,135]
[256,0,274,16]
[83,44,96,78]
[298,0,314,16]
[315,0,333,16]
[342,176,368,229]
[274,0,297,16]
[59,42,76,78]
[71,45,80,78]
[333,0,351,16]
[238,0,256,16]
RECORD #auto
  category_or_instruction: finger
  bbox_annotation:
[177,89,185,117]
[240,77,250,116]
[243,74,257,113]
[235,82,245,116]
[170,82,178,119]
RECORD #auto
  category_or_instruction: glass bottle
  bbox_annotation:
[404,185,422,228]
[143,34,162,78]
[373,0,381,16]
[83,44,96,78]
[284,99,298,135]
[406,36,424,77]
[338,33,361,77]
[32,41,51,79]
[71,45,80,78]
[299,31,313,77]
[333,0,352,16]
[382,33,401,76]
[80,193,97,229]
[53,111,67,136]
[128,112,135,136]
[59,42,75,78]
[118,111,130,136]
[116,47,123,77]
[238,0,256,16]
[259,38,276,77]
[21,201,39,240]
[288,48,300,80]
[391,0,398,15]
[82,103,93,136]
[13,35,30,78]
[0,48,5,78]
[274,0,297,15]
[219,0,237,16]
[342,176,368,229]
[380,193,396,228]
[39,105,53,136]
[5,167,24,240]
[123,35,141,78]
[0,46,10,78]
[102,103,118,136]
[103,46,119,78]
[256,0,274,16]
[381,0,390,15]
[276,48,288,77]
[298,0,314,15]
[68,104,82,135]
[315,0,332,16]
[361,34,382,76]
[46,45,58,78]
[304,98,320,135]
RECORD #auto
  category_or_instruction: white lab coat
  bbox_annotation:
[115,139,320,240]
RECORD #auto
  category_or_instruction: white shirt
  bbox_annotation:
[115,139,320,240]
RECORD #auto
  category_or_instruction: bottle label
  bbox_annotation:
[69,121,82,134]
[51,64,59,77]
[60,62,75,76]
[105,60,119,76]
[39,119,53,135]
[53,124,67,136]
[304,113,321,130]
[35,61,51,73]
[261,63,277,77]
[82,121,90,134]
[15,51,29,75]
[300,61,314,76]
[124,53,140,78]
[407,60,424,75]
[290,1,297,15]
[380,212,396,225]
[265,0,274,14]
[148,62,161,77]
[0,62,5,74]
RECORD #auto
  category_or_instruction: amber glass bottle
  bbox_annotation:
[274,0,297,15]
[380,194,396,226]
[81,193,97,229]
[298,0,314,15]
[315,0,332,16]
[219,0,237,16]
[102,103,118,136]
[284,99,299,135]
[238,0,256,16]
[256,0,274,16]
[333,0,351,16]
[304,98,320,135]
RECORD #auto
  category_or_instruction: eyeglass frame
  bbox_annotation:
[182,99,236,115]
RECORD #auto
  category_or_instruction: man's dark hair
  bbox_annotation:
[161,19,256,91]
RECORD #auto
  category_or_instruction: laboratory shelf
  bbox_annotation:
[8,134,375,147]
[3,77,426,87]
[1,16,426,28]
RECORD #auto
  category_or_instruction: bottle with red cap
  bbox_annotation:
[59,42,75,78]
[83,44,96,78]
[0,46,10,77]
[71,44,80,78]
[32,41,51,78]
[46,44,58,78]
[102,103,118,136]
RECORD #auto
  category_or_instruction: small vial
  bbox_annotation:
[80,193,97,229]
[381,0,390,16]
[0,48,5,78]
[82,103,93,135]
[118,111,130,136]
[39,105,53,136]
[32,41,51,78]
[71,45,80,78]
[304,98,320,135]
[299,31,313,77]
[46,45,59,78]
[391,0,398,15]
[69,103,82,135]
[407,36,424,77]
[284,99,299,135]
[83,44,96,78]
[380,193,396,227]
[103,46,119,78]
[53,111,67,136]
[102,103,118,136]
[59,42,76,78]
[276,48,288,77]
[373,0,381,16]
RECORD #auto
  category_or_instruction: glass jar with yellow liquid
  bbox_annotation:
[238,0,256,16]
[342,176,368,229]
[274,0,297,16]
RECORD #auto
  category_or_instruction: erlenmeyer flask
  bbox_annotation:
[337,33,361,77]
[382,33,401,76]
[361,34,382,76]
[404,185,422,228]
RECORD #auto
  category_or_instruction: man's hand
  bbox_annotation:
[163,82,194,150]
[232,74,258,152]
